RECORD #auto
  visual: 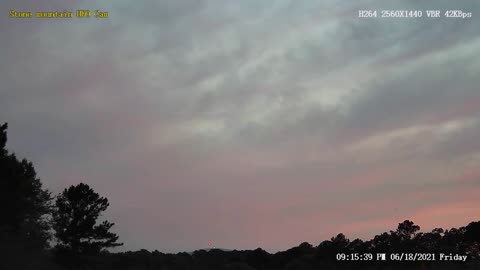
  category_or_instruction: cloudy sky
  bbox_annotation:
[2,0,480,252]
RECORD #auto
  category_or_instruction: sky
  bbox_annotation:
[1,0,480,253]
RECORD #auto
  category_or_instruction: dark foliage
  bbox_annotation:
[53,183,123,256]
[0,123,53,250]
[94,220,479,270]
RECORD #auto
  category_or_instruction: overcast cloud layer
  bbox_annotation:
[2,0,480,252]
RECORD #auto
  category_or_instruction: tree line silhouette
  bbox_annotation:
[1,122,479,270]
[0,123,121,269]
